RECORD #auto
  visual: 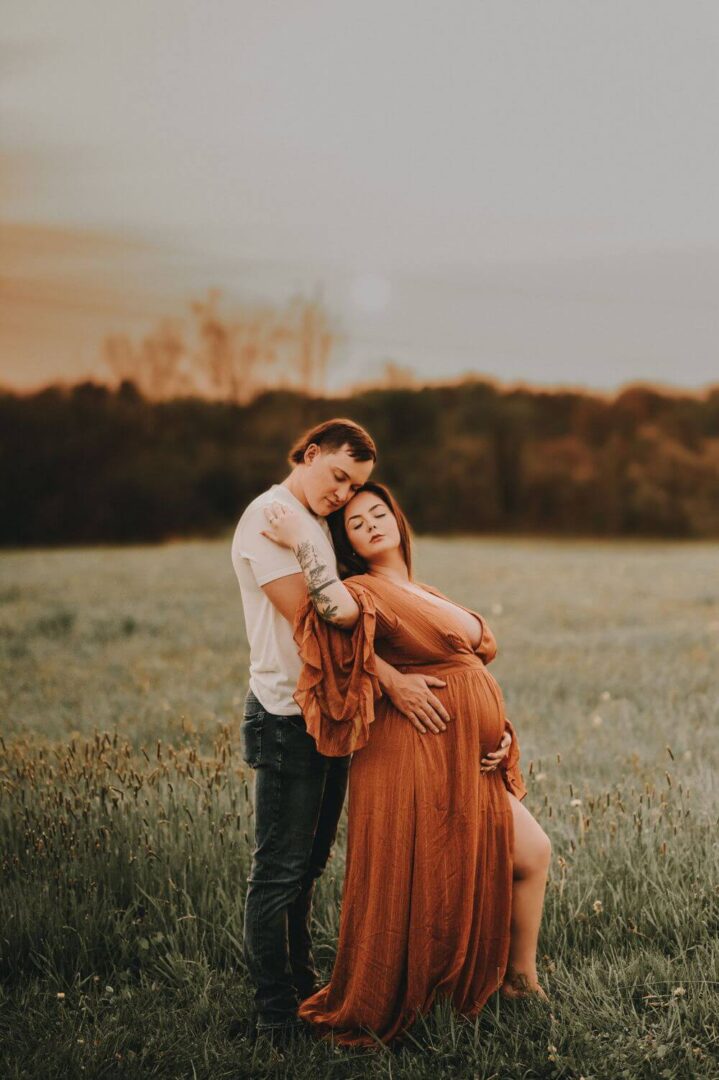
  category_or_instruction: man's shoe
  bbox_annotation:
[256,1016,313,1048]
[227,1015,257,1042]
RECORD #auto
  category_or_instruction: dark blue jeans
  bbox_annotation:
[241,688,351,1029]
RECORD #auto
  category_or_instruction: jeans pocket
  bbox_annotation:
[286,713,307,733]
[241,713,264,768]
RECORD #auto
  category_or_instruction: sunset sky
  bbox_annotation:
[3,1,719,393]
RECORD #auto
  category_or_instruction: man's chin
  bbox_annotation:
[315,497,342,517]
[308,501,329,517]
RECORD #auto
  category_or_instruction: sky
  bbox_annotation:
[2,1,719,394]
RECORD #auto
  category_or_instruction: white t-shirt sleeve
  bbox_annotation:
[233,505,302,587]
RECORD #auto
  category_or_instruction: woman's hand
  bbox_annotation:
[261,502,310,550]
[480,725,512,773]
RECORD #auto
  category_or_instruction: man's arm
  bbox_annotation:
[262,572,308,624]
[261,575,452,736]
[261,505,359,626]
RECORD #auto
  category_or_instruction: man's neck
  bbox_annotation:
[279,470,312,512]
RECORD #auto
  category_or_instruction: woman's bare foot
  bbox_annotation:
[500,970,550,1003]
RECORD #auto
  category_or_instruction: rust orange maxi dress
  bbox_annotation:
[292,572,528,1048]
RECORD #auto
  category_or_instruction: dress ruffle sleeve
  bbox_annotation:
[292,581,384,757]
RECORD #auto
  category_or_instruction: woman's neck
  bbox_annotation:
[367,550,410,583]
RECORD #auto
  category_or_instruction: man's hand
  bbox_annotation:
[480,726,512,773]
[383,671,451,735]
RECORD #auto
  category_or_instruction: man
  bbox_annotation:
[231,418,509,1043]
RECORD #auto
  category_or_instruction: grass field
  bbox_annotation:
[1,536,719,1079]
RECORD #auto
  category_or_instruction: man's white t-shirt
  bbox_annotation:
[231,483,339,715]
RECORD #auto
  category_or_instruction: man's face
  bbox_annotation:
[303,443,374,516]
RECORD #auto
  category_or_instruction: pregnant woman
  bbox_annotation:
[261,481,551,1048]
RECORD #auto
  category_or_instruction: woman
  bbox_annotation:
[261,482,551,1048]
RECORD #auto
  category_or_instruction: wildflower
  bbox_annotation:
[536,772,547,782]
[672,986,686,997]
[56,992,65,1000]
[591,714,603,727]
[570,798,582,807]
[592,899,603,914]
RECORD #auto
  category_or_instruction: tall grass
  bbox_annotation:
[1,537,718,1078]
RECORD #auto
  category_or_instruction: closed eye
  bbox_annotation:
[351,512,386,531]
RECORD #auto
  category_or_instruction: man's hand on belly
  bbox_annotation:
[379,667,451,735]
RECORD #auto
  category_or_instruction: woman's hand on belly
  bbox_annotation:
[480,725,512,773]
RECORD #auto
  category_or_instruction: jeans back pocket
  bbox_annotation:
[241,692,265,768]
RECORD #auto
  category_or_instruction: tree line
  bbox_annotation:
[3,378,719,546]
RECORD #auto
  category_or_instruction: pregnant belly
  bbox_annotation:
[440,667,507,756]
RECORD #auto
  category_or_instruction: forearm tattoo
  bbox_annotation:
[294,541,340,621]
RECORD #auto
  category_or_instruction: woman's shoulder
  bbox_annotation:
[343,573,399,631]
[343,573,395,604]
[343,572,376,594]
[344,572,392,593]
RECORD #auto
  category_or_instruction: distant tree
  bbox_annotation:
[103,291,336,402]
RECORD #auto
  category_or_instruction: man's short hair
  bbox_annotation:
[288,419,377,466]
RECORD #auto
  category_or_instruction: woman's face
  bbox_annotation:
[343,490,402,562]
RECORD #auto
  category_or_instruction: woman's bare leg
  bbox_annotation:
[501,791,552,1000]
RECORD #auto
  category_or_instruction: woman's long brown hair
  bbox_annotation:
[328,481,413,580]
